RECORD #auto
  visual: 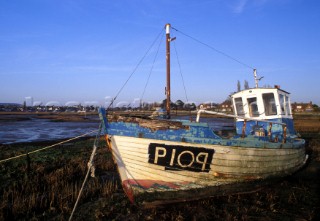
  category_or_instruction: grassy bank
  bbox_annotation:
[0,138,118,220]
[294,113,320,133]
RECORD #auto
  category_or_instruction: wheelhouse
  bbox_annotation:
[232,87,292,119]
[231,86,297,140]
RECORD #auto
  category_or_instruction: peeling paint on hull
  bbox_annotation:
[110,135,306,206]
[98,108,306,206]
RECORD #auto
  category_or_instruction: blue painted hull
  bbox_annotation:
[100,109,304,150]
[236,118,296,142]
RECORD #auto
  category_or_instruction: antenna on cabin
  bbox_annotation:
[254,69,264,88]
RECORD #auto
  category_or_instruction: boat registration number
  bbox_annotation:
[148,143,215,172]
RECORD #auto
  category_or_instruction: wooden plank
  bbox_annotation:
[211,158,304,174]
[214,148,305,164]
[124,163,198,183]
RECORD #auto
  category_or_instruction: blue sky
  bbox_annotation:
[1,0,319,107]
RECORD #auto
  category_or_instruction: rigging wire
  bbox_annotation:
[171,26,255,70]
[140,32,165,104]
[107,27,164,110]
[172,41,189,103]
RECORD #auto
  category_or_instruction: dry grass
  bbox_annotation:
[294,113,320,133]
[0,137,119,220]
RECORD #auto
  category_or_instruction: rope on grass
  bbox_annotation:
[0,129,99,164]
[68,123,102,221]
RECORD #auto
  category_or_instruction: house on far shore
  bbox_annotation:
[198,101,233,113]
[219,100,233,113]
[198,103,219,111]
[292,101,314,112]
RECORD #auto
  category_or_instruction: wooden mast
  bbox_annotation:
[165,23,171,119]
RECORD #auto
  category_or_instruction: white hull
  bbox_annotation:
[109,135,306,205]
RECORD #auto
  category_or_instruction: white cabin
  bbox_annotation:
[231,86,296,138]
[231,87,292,120]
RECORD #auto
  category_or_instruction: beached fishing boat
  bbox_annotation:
[98,24,307,206]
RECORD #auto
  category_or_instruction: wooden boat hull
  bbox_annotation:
[109,135,307,206]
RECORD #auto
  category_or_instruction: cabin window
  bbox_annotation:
[262,93,277,116]
[234,97,244,116]
[285,95,291,115]
[279,94,285,115]
[247,97,259,117]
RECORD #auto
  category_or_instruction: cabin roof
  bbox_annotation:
[231,87,290,98]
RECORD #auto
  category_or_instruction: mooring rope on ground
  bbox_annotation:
[68,123,102,221]
[0,129,99,164]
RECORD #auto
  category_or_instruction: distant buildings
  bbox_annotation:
[0,103,23,112]
[0,103,99,113]
[291,102,315,112]
[198,101,233,113]
[219,100,233,113]
[0,101,319,113]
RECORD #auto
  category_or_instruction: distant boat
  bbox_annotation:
[98,24,307,206]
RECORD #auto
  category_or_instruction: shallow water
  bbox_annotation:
[0,116,235,144]
[0,118,100,144]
